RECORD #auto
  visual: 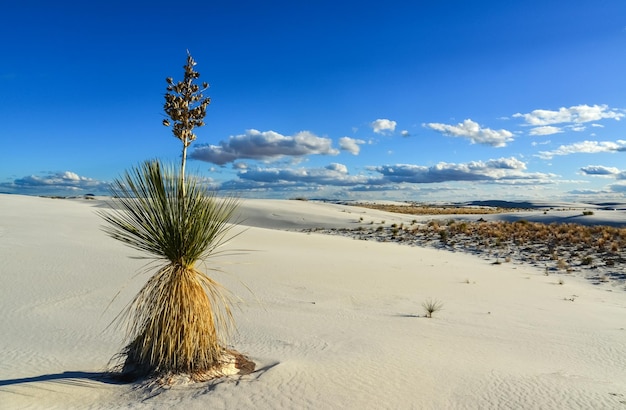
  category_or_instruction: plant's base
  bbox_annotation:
[111,350,255,385]
[184,350,256,383]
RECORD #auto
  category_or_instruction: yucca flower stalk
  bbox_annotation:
[100,53,252,381]
[162,52,210,196]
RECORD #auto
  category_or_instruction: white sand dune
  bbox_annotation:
[1,194,625,409]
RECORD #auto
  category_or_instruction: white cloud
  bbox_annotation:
[580,165,626,182]
[190,129,339,165]
[371,119,397,134]
[325,163,348,174]
[531,140,551,146]
[0,171,109,195]
[220,157,554,193]
[424,119,514,147]
[223,158,554,189]
[529,126,563,136]
[537,140,626,159]
[579,165,621,176]
[513,104,624,126]
[338,136,365,155]
[237,163,368,186]
[370,157,554,184]
[400,130,410,137]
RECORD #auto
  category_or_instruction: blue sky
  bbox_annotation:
[2,1,626,201]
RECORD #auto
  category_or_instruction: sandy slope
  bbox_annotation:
[0,195,625,409]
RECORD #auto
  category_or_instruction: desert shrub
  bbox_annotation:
[422,298,444,318]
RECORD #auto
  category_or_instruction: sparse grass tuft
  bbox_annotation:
[422,298,444,318]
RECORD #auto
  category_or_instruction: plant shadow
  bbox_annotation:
[0,371,129,387]
[393,313,422,318]
[1,361,281,392]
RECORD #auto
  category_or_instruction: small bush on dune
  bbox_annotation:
[422,298,444,318]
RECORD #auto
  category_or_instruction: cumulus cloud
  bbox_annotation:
[237,163,369,186]
[370,157,552,184]
[580,165,626,182]
[537,140,626,159]
[338,136,365,155]
[326,163,348,173]
[400,130,410,137]
[529,126,563,136]
[371,119,397,134]
[513,104,624,126]
[424,119,514,147]
[216,157,555,195]
[580,165,621,176]
[0,171,109,195]
[189,129,339,165]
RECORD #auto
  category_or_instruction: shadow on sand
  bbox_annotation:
[0,361,281,388]
[0,371,126,387]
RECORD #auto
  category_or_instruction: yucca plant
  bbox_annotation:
[100,53,252,382]
[422,298,443,318]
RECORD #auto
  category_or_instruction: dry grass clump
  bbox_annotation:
[443,220,626,254]
[441,220,626,271]
[305,217,626,286]
[354,203,513,215]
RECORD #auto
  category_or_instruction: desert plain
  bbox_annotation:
[0,194,625,409]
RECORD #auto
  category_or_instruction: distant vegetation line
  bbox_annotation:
[353,203,516,215]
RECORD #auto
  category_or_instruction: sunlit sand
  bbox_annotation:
[1,194,625,409]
